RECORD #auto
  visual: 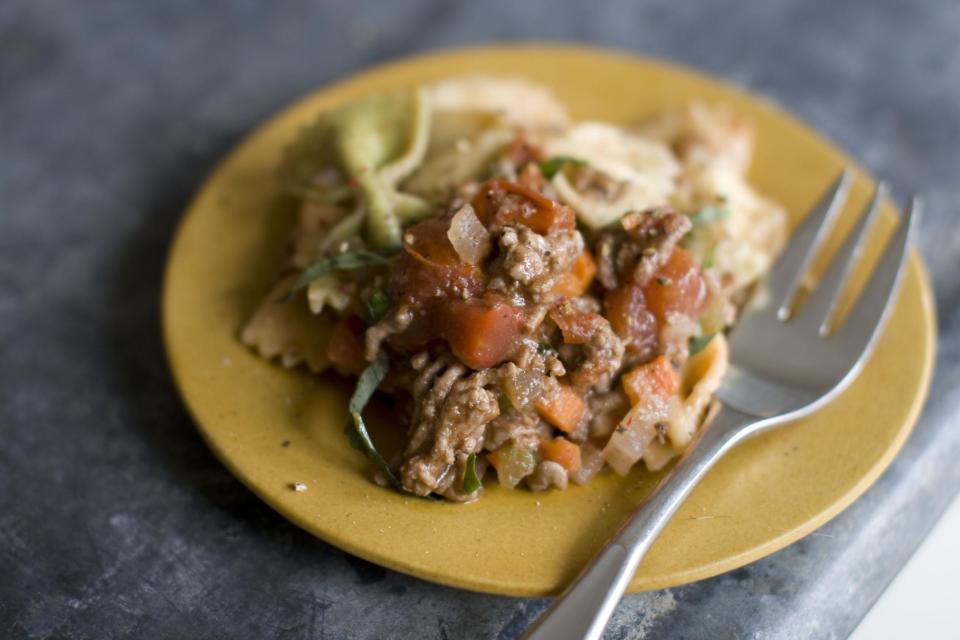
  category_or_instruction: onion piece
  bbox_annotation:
[447,203,491,265]
[570,441,605,486]
[602,396,670,476]
[642,438,676,472]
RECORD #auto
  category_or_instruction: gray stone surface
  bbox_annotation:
[1,1,958,638]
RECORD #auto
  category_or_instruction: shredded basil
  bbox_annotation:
[363,286,392,327]
[701,244,717,269]
[689,206,730,226]
[290,249,393,295]
[345,352,402,489]
[689,333,716,356]
[538,155,587,179]
[498,393,513,414]
[463,453,481,494]
[536,342,556,357]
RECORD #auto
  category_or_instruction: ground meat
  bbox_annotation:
[575,319,623,391]
[400,368,500,496]
[595,207,691,289]
[552,305,625,392]
[511,339,566,378]
[489,225,584,301]
[404,358,468,454]
[570,165,630,201]
[587,390,630,439]
[365,305,414,361]
[527,461,569,492]
[438,452,490,503]
[484,411,549,451]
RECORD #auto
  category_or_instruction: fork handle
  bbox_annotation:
[521,404,757,640]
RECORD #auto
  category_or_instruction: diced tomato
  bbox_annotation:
[471,179,576,234]
[603,283,658,358]
[549,303,600,345]
[327,316,368,375]
[535,384,586,433]
[552,250,597,298]
[518,162,548,192]
[504,132,544,167]
[442,297,525,370]
[390,216,484,305]
[404,216,461,266]
[622,355,680,405]
[539,437,582,472]
[642,248,707,321]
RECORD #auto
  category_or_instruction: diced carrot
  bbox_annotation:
[552,250,597,298]
[539,437,582,472]
[621,355,680,405]
[326,316,368,375]
[443,298,525,370]
[486,448,503,470]
[535,384,586,433]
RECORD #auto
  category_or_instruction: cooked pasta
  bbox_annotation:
[241,77,786,501]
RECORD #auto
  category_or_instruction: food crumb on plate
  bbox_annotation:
[292,482,308,492]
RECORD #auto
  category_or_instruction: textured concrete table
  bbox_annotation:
[2,2,958,638]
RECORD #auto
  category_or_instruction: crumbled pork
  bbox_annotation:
[595,207,691,289]
[489,225,584,301]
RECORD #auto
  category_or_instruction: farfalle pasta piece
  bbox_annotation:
[240,275,336,374]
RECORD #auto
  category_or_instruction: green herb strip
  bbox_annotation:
[689,206,730,226]
[536,342,557,357]
[538,155,587,180]
[364,286,392,327]
[689,333,716,356]
[345,352,402,489]
[701,243,717,269]
[290,249,393,294]
[463,453,482,494]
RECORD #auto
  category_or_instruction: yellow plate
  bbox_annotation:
[162,45,935,596]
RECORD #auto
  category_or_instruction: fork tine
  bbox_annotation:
[771,170,853,320]
[793,182,888,335]
[832,196,920,356]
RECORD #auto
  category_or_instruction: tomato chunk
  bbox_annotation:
[471,179,575,234]
[603,283,658,358]
[390,216,483,304]
[642,248,707,321]
[442,297,525,370]
[327,316,368,376]
[404,216,460,266]
[550,302,601,345]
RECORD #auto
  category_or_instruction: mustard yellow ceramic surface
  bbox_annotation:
[162,45,935,596]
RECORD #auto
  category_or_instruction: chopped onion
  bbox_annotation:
[602,397,669,476]
[502,365,546,410]
[447,203,490,265]
[642,438,676,472]
[492,445,537,489]
[570,441,605,486]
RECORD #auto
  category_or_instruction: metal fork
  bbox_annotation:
[522,170,920,640]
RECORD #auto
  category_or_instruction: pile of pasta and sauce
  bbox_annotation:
[242,77,787,502]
